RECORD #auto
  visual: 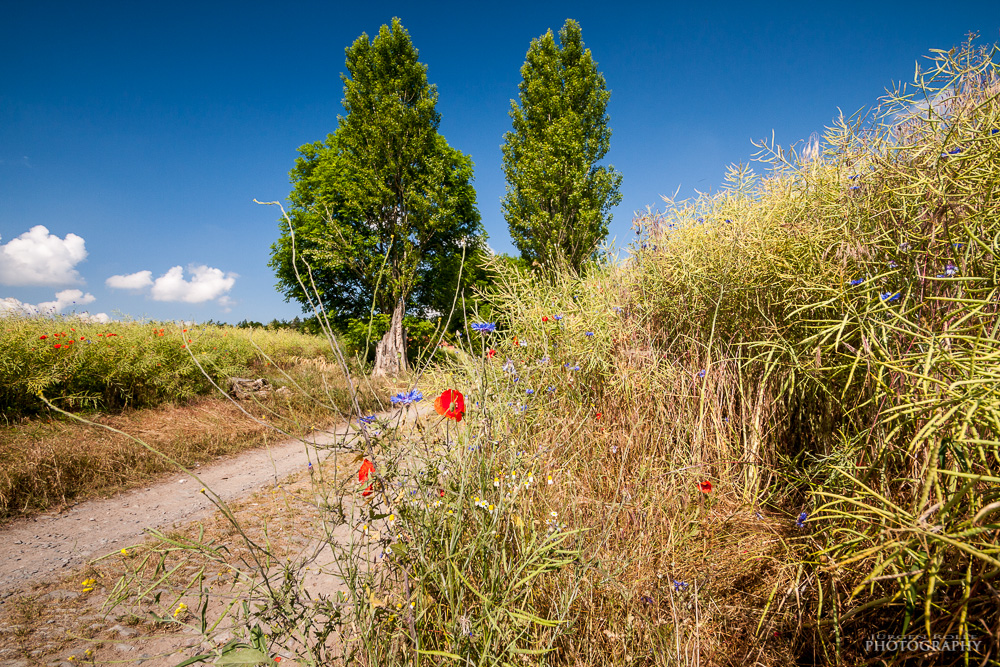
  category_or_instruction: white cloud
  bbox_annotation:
[0,289,99,318]
[149,265,237,304]
[78,312,111,323]
[216,295,235,313]
[106,270,154,290]
[0,225,88,286]
[0,297,37,317]
[37,289,96,314]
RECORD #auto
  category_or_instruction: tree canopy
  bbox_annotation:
[269,18,485,375]
[501,19,623,274]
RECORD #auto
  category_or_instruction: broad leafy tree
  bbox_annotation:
[270,18,484,377]
[501,19,622,274]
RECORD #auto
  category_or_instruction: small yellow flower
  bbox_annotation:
[199,487,206,494]
[68,656,76,662]
[120,548,129,556]
[81,577,96,592]
[173,602,188,617]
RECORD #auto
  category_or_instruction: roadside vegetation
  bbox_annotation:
[0,319,389,521]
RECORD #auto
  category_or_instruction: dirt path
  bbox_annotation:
[0,406,417,599]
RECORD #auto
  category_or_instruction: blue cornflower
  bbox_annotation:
[849,174,860,180]
[359,415,377,424]
[944,263,957,277]
[470,322,496,333]
[880,292,901,302]
[849,278,864,286]
[526,389,534,395]
[673,580,688,592]
[553,314,563,321]
[390,389,423,405]
[849,185,861,190]
[585,331,594,337]
[795,512,808,529]
[640,595,655,605]
[538,356,550,364]
[888,261,898,269]
[724,219,732,224]
[570,365,580,371]
[697,369,706,378]
[547,386,555,393]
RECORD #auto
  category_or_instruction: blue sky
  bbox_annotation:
[2,1,997,324]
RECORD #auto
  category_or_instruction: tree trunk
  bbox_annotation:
[372,299,407,378]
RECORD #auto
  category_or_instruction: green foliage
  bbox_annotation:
[502,19,623,274]
[269,17,486,327]
[0,316,338,419]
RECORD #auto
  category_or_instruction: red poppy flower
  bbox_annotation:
[595,412,602,420]
[358,458,375,483]
[487,348,496,358]
[542,316,549,322]
[362,485,373,497]
[39,335,47,340]
[54,344,62,349]
[439,489,445,497]
[434,389,465,422]
[697,480,713,493]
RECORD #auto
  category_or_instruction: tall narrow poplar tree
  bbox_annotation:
[501,19,622,274]
[270,18,483,377]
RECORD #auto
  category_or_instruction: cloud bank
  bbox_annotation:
[0,225,88,286]
[0,289,109,322]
